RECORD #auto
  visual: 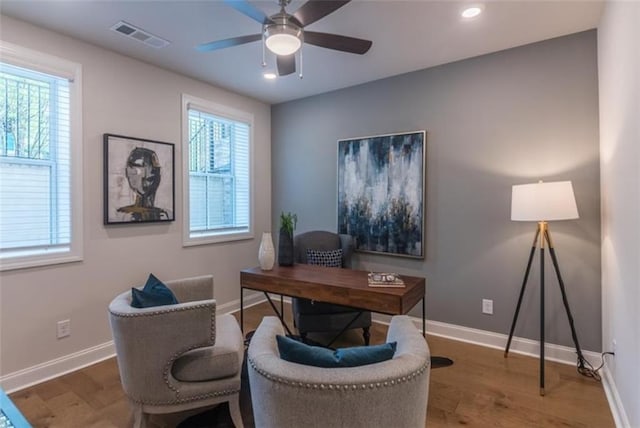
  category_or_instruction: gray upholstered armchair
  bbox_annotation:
[108,275,244,428]
[248,316,431,428]
[293,230,372,345]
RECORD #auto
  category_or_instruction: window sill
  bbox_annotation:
[183,231,253,247]
[0,253,83,271]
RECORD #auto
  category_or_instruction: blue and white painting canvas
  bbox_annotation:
[338,131,425,258]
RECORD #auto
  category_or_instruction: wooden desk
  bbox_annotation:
[240,264,426,337]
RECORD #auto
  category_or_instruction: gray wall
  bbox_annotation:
[272,31,601,351]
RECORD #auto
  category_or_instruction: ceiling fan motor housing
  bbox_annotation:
[263,15,303,56]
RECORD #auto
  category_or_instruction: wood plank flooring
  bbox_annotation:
[9,302,614,427]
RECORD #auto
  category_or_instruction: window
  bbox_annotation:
[182,94,253,245]
[0,42,82,270]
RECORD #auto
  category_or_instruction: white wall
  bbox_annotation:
[0,16,271,383]
[598,2,640,427]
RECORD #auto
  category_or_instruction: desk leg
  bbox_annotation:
[265,292,294,336]
[240,286,244,335]
[422,296,426,337]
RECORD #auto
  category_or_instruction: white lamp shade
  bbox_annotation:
[511,181,579,221]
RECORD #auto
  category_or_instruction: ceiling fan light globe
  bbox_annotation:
[266,34,301,55]
[264,24,302,56]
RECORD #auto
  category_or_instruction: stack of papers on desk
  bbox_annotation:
[367,272,405,288]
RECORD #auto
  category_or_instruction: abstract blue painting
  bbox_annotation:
[338,131,425,258]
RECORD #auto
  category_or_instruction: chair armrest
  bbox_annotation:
[247,316,284,360]
[108,289,216,404]
[386,315,430,360]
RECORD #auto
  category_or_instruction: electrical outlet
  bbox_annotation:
[57,319,71,339]
[482,299,493,315]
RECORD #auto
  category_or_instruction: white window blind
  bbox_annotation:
[183,97,252,244]
[0,42,82,270]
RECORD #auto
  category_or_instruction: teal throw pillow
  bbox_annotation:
[130,273,178,308]
[276,335,397,368]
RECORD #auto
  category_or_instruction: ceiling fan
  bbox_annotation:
[196,0,372,77]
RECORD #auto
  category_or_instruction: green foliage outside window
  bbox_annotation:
[0,70,52,160]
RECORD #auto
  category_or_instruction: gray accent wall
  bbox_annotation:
[272,31,601,351]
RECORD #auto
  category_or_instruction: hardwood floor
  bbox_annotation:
[10,302,614,427]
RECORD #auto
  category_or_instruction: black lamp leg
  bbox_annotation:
[540,243,546,396]
[545,229,587,368]
[506,224,584,397]
[505,227,540,357]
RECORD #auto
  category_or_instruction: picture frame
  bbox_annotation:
[337,130,425,258]
[103,134,175,225]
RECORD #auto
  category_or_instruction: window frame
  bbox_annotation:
[0,41,83,271]
[181,94,254,246]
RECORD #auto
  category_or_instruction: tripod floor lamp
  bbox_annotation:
[505,180,588,396]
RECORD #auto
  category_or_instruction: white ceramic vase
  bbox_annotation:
[258,232,275,270]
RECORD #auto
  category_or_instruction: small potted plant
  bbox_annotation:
[278,211,297,266]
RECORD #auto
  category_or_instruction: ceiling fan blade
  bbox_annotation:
[304,32,372,55]
[224,0,272,24]
[277,54,296,76]
[196,34,262,52]
[293,0,351,27]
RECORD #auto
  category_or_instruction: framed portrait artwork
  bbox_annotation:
[103,134,175,225]
[337,130,425,258]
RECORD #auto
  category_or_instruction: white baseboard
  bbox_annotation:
[427,318,602,367]
[371,312,601,366]
[601,366,631,428]
[0,294,259,394]
[1,294,627,428]
[0,341,115,394]
[217,289,267,314]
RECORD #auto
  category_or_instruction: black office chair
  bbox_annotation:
[292,230,372,346]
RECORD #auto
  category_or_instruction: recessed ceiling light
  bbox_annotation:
[263,72,277,80]
[461,6,483,19]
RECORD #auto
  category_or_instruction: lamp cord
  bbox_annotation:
[576,351,615,381]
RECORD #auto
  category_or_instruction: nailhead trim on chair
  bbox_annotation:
[248,358,429,390]
[111,303,223,403]
[164,310,216,396]
[109,302,215,318]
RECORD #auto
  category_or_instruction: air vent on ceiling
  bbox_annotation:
[110,21,170,49]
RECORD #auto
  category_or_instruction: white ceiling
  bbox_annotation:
[1,0,603,104]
